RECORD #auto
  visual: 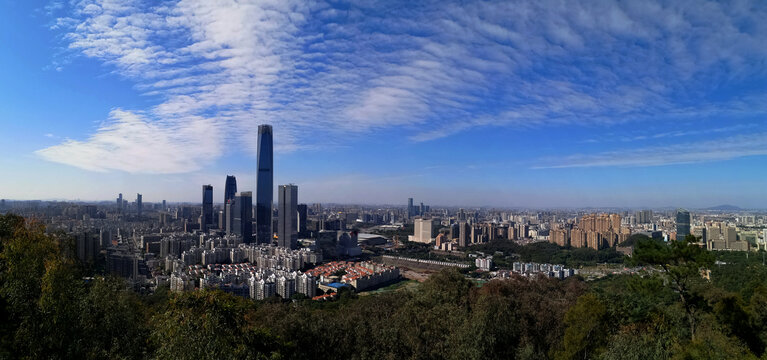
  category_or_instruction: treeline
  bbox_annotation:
[473,240,625,267]
[2,214,767,359]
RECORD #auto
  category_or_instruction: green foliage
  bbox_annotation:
[556,294,608,360]
[3,214,767,359]
[632,235,715,340]
[474,240,625,268]
[618,233,652,247]
[151,290,285,360]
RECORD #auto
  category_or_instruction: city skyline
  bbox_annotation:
[2,1,767,208]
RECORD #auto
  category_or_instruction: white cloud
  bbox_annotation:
[36,109,222,173]
[38,0,767,173]
[535,132,767,169]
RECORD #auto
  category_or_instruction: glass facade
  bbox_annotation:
[234,191,253,243]
[676,208,691,240]
[224,175,237,204]
[256,124,273,244]
[202,185,213,231]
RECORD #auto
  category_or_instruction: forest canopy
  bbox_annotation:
[1,213,766,359]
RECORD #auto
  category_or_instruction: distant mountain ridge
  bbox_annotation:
[703,204,742,211]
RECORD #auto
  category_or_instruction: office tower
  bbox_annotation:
[278,184,298,249]
[223,175,237,235]
[676,209,691,240]
[224,175,237,204]
[225,201,234,235]
[407,198,414,218]
[136,194,143,217]
[458,220,469,247]
[117,193,123,210]
[256,124,273,244]
[202,185,213,231]
[233,192,253,243]
[297,203,308,235]
[412,218,433,244]
[419,202,425,216]
[162,200,166,210]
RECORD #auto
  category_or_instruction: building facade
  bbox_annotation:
[278,184,298,249]
[256,124,273,244]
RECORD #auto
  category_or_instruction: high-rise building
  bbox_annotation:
[407,198,414,218]
[278,184,298,249]
[297,204,308,235]
[224,175,237,204]
[676,209,691,240]
[233,192,253,243]
[411,218,433,244]
[637,210,653,224]
[136,194,143,217]
[162,200,166,210]
[117,193,123,210]
[256,124,273,244]
[225,201,234,235]
[224,175,238,235]
[202,185,213,231]
[458,220,469,247]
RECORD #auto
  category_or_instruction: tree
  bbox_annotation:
[632,235,714,340]
[556,293,608,360]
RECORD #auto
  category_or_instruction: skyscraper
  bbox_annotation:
[407,198,414,218]
[224,175,237,235]
[233,192,253,243]
[224,175,237,204]
[117,193,122,210]
[676,209,691,240]
[278,184,298,249]
[256,124,273,244]
[297,203,308,236]
[136,194,142,217]
[202,185,213,231]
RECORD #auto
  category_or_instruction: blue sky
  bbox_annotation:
[1,0,767,208]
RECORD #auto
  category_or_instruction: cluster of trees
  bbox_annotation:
[2,213,767,359]
[473,240,625,268]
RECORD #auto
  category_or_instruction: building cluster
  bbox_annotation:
[500,262,577,279]
[549,213,631,250]
[475,257,493,271]
[409,207,550,249]
[305,261,400,291]
[170,262,317,300]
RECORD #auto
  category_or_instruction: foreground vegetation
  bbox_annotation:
[2,213,767,359]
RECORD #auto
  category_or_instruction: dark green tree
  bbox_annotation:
[632,235,714,340]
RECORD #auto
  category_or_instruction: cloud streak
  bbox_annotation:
[37,0,767,173]
[535,132,767,169]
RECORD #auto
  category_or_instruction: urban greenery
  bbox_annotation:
[2,213,767,359]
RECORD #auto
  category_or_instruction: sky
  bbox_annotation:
[1,0,766,208]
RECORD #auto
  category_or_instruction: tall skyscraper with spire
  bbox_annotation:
[256,124,273,244]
